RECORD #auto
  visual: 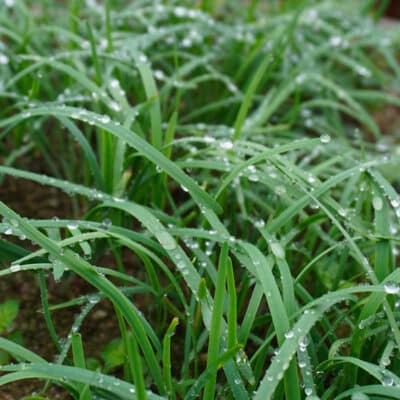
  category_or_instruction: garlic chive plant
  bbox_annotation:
[0,0,400,399]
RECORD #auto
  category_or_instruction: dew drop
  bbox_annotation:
[307,175,316,184]
[154,69,165,80]
[110,101,121,112]
[0,54,9,65]
[176,261,185,270]
[255,219,265,229]
[156,231,177,251]
[138,54,148,63]
[382,371,394,387]
[270,242,285,259]
[330,36,342,47]
[299,361,306,368]
[99,115,111,124]
[110,79,120,88]
[227,82,238,93]
[219,140,233,150]
[296,74,306,84]
[390,199,399,208]
[182,38,192,47]
[284,330,294,339]
[372,196,383,211]
[248,174,259,182]
[67,222,79,230]
[10,264,21,272]
[298,336,309,350]
[384,281,399,295]
[320,134,331,144]
[304,387,313,396]
[174,6,187,17]
[88,295,98,304]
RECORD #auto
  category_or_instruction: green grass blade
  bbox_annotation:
[203,243,228,400]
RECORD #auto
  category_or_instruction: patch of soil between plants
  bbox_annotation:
[0,177,124,399]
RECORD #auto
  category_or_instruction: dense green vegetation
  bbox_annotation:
[1,0,400,399]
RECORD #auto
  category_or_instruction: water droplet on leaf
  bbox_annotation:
[156,231,177,251]
[384,281,399,295]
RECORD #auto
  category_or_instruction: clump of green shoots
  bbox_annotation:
[0,0,400,399]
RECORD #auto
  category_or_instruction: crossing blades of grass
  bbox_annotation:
[0,107,222,214]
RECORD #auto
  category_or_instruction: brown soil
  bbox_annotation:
[0,267,127,400]
[0,177,125,400]
[386,1,400,19]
